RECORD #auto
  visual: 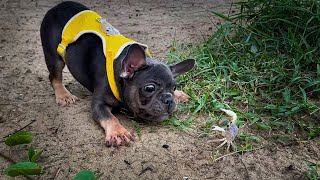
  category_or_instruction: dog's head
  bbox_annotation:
[120,44,195,121]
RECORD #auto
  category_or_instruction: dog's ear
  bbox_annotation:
[170,59,196,78]
[120,44,147,79]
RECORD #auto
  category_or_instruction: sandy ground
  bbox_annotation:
[0,0,319,179]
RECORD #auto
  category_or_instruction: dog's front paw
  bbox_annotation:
[101,117,134,147]
[174,90,190,103]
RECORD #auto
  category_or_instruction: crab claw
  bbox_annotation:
[220,108,237,123]
[212,126,226,132]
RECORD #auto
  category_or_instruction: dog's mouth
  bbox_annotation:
[126,89,175,122]
[135,101,174,122]
[137,111,169,122]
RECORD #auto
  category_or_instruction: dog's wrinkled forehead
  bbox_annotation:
[136,58,175,83]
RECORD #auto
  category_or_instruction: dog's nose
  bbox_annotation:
[161,93,174,105]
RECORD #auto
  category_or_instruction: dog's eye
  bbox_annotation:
[144,84,155,93]
[173,86,176,91]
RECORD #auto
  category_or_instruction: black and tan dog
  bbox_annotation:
[40,1,195,147]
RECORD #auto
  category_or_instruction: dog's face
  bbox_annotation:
[120,44,195,121]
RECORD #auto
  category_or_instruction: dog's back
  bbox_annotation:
[40,1,89,56]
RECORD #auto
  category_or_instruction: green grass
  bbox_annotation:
[167,0,320,140]
[307,161,319,180]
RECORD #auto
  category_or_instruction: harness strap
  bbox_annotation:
[57,10,152,102]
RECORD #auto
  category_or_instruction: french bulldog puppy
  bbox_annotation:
[40,1,195,147]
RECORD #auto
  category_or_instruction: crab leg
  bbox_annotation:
[208,138,226,143]
[212,126,226,132]
[226,142,232,152]
[216,140,227,149]
[231,142,237,151]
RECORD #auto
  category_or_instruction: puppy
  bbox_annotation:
[40,1,195,147]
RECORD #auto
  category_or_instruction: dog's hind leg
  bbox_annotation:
[45,53,78,106]
[40,16,78,106]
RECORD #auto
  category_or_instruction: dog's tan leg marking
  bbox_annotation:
[51,80,78,106]
[100,116,134,147]
[174,90,190,103]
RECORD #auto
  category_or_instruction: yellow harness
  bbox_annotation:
[57,10,151,102]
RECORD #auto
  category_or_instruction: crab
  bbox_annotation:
[210,108,239,152]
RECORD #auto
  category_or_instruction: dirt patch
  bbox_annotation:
[0,0,319,179]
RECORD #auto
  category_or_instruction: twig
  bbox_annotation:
[227,2,234,17]
[0,152,34,180]
[239,156,251,180]
[53,168,60,180]
[214,146,265,161]
[0,119,36,142]
[0,151,15,164]
[139,167,153,176]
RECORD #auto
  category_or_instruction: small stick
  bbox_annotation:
[213,146,264,161]
[0,151,15,164]
[239,156,251,180]
[53,168,61,180]
[0,119,36,142]
[139,167,153,176]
